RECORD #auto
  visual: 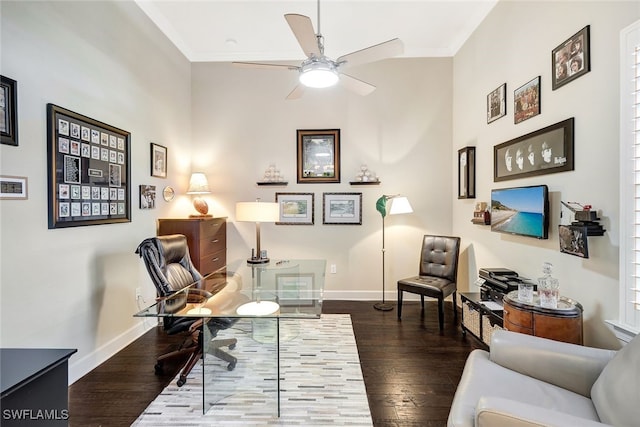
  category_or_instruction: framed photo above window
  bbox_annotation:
[494,117,574,182]
[487,83,506,124]
[322,192,362,225]
[458,146,475,199]
[0,75,18,146]
[275,192,314,225]
[150,143,167,178]
[552,25,590,90]
[47,103,131,229]
[297,129,340,183]
[514,76,541,124]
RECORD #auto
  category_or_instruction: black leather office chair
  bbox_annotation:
[135,234,237,387]
[397,235,461,330]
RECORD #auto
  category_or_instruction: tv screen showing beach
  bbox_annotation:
[491,185,548,239]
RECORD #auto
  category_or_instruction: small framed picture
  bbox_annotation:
[559,224,589,258]
[297,129,340,183]
[514,76,541,124]
[139,185,156,209]
[0,175,27,199]
[150,143,167,178]
[275,192,314,225]
[0,75,18,146]
[322,192,362,225]
[487,83,506,124]
[552,25,590,90]
[458,146,475,199]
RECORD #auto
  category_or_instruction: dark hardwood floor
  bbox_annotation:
[69,300,480,426]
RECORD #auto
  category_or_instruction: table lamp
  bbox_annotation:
[186,172,212,217]
[236,199,280,264]
[374,194,413,311]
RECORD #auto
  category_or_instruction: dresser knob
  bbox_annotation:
[211,239,219,243]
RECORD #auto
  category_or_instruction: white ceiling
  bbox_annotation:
[134,0,498,63]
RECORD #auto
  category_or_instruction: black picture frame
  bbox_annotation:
[150,142,167,178]
[322,192,362,225]
[458,146,476,199]
[559,224,589,258]
[275,192,314,225]
[552,25,590,90]
[514,76,541,124]
[140,185,156,209]
[487,83,506,124]
[47,104,131,228]
[494,118,574,182]
[297,129,340,183]
[1,75,18,146]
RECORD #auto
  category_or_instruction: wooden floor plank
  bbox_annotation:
[68,300,480,426]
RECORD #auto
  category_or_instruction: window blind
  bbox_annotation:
[621,21,640,332]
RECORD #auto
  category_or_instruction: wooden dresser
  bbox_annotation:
[502,290,583,345]
[157,217,226,275]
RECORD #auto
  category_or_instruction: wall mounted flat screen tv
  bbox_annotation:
[491,184,549,239]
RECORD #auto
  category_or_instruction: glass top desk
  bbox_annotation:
[134,259,326,416]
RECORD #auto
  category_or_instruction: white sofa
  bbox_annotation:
[447,329,640,427]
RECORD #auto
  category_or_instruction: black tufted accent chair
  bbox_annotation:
[135,234,237,386]
[397,235,461,330]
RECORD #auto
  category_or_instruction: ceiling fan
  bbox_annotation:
[232,0,403,100]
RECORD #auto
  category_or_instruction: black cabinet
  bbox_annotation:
[460,292,504,348]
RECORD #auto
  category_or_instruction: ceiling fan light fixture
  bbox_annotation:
[299,61,339,88]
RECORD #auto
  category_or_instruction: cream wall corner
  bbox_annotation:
[452,0,640,348]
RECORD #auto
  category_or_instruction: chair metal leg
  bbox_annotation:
[397,289,403,319]
[420,295,425,311]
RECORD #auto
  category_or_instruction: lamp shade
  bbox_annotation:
[235,201,279,223]
[186,172,210,194]
[388,196,413,215]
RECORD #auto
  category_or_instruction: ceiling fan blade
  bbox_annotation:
[337,38,404,68]
[339,73,376,96]
[285,14,321,58]
[233,61,299,71]
[286,84,305,100]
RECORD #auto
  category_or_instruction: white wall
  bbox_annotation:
[452,1,640,348]
[0,1,192,382]
[190,58,453,299]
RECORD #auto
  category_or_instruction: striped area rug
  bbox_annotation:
[132,314,372,426]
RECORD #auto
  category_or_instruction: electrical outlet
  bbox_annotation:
[330,264,337,274]
[135,287,142,299]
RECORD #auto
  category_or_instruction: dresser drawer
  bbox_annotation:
[199,249,225,275]
[199,227,226,256]
[504,302,533,328]
[198,218,226,239]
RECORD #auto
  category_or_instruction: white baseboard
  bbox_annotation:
[323,290,453,302]
[68,320,155,384]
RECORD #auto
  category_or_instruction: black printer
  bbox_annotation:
[478,268,536,302]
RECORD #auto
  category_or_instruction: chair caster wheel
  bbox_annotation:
[154,363,163,374]
[177,378,186,387]
[227,362,236,371]
[229,343,236,350]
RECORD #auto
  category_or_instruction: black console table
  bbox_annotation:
[1,348,76,426]
[460,292,504,348]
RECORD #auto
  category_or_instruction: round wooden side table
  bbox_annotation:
[503,290,583,345]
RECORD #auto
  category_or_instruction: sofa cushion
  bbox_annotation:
[448,349,600,427]
[591,333,640,426]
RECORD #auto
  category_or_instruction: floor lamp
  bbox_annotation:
[374,195,413,311]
